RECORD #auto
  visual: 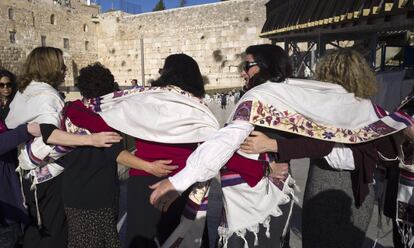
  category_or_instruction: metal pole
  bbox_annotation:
[140,38,145,86]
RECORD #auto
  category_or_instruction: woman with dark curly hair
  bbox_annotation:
[0,69,29,248]
[38,62,178,248]
[0,69,17,120]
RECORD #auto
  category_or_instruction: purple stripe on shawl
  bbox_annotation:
[221,176,245,188]
[26,142,43,166]
[183,202,199,220]
[389,112,414,127]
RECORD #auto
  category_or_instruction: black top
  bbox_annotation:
[41,124,123,209]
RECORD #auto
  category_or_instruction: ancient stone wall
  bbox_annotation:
[0,0,99,85]
[0,0,268,89]
[97,0,269,89]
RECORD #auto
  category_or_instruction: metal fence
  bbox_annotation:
[93,0,142,14]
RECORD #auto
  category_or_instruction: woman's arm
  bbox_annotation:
[149,120,254,208]
[170,121,254,193]
[240,131,334,161]
[0,124,32,155]
[116,151,178,177]
[40,123,122,147]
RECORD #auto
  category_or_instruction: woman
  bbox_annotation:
[237,49,386,248]
[39,62,178,248]
[150,47,413,247]
[0,69,16,120]
[124,54,211,248]
[0,69,27,248]
[4,46,75,248]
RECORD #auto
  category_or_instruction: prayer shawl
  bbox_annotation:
[229,79,412,143]
[5,81,68,186]
[89,86,220,247]
[229,79,414,209]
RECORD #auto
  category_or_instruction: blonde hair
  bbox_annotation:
[19,47,65,92]
[315,49,377,99]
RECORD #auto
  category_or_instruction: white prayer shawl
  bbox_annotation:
[5,81,65,185]
[230,79,412,144]
[91,86,219,143]
[217,79,413,247]
[90,86,218,248]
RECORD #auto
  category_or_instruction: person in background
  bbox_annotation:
[131,79,138,88]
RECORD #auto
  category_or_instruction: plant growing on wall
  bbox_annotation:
[212,49,223,62]
[179,0,187,7]
[153,0,166,11]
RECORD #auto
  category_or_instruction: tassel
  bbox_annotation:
[408,228,414,247]
[18,168,27,208]
[241,235,249,248]
[282,199,294,238]
[34,185,42,228]
[223,237,229,248]
[253,231,259,246]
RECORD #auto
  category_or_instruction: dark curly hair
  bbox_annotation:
[151,54,205,98]
[245,44,292,89]
[75,63,117,98]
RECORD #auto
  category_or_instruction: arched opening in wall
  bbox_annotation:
[51,14,56,25]
[41,35,46,47]
[63,38,69,49]
[9,31,16,44]
[32,12,35,26]
[85,41,89,51]
[8,8,14,20]
[83,24,88,32]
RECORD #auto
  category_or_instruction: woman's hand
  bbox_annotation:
[145,160,178,178]
[87,132,122,147]
[240,131,278,154]
[149,179,179,212]
[27,123,41,137]
[269,162,289,181]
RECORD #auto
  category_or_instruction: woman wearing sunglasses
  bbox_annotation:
[0,70,16,121]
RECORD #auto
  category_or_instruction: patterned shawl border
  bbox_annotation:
[87,85,206,113]
[181,181,210,220]
[232,100,413,144]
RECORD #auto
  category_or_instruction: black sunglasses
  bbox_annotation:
[0,83,12,89]
[243,61,258,72]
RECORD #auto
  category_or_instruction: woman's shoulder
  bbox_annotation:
[23,81,63,102]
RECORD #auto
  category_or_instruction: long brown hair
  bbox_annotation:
[315,49,377,99]
[18,47,66,92]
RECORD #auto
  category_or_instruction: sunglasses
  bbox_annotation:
[243,61,258,72]
[0,83,12,89]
